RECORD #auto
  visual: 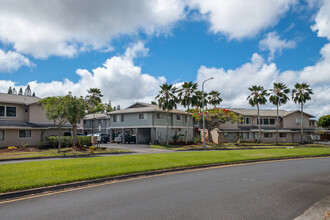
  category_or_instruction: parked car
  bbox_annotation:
[114,134,122,143]
[114,134,136,144]
[64,132,85,137]
[87,133,110,143]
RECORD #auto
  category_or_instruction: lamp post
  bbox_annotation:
[202,77,214,150]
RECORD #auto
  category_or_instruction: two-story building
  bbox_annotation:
[0,93,71,148]
[209,108,316,143]
[82,113,110,135]
[108,102,193,144]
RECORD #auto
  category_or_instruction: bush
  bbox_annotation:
[193,135,201,144]
[46,136,92,147]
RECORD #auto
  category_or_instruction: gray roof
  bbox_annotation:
[229,108,314,118]
[0,93,40,105]
[108,102,189,115]
[84,113,109,120]
[0,120,72,129]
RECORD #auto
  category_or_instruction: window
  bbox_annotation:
[98,119,103,124]
[257,118,275,125]
[84,120,86,124]
[6,106,16,117]
[138,113,145,120]
[174,130,178,136]
[296,118,303,124]
[113,115,117,122]
[263,119,269,125]
[156,113,162,119]
[239,117,251,125]
[120,114,124,122]
[270,119,275,125]
[176,115,181,120]
[185,116,187,123]
[0,130,5,141]
[19,130,31,138]
[224,132,236,138]
[264,133,273,138]
[0,106,4,116]
[279,133,286,138]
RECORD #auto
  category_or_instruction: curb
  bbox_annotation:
[1,155,329,201]
[0,151,132,162]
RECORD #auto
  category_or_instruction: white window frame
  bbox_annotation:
[239,117,251,125]
[156,113,163,120]
[120,114,125,122]
[5,106,17,118]
[0,130,5,142]
[138,113,146,120]
[18,130,32,139]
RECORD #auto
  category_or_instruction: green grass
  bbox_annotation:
[0,147,329,193]
[0,148,130,160]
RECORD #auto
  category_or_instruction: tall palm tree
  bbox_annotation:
[195,90,208,108]
[292,83,313,144]
[247,85,268,143]
[178,81,198,144]
[156,83,178,145]
[207,90,222,108]
[269,83,290,144]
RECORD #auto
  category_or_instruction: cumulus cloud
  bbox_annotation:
[196,50,330,118]
[311,0,330,40]
[0,42,165,107]
[188,0,297,39]
[0,49,33,72]
[259,32,297,61]
[0,0,185,58]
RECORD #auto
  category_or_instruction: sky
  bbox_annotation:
[0,0,329,118]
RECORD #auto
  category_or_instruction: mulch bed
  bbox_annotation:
[0,147,42,153]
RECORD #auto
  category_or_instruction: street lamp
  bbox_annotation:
[202,77,214,150]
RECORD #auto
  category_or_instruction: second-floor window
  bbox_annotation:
[296,118,303,124]
[156,113,162,119]
[257,118,275,125]
[0,106,16,117]
[138,113,145,120]
[98,119,103,124]
[176,115,181,120]
[113,115,117,122]
[239,117,251,125]
[120,114,124,122]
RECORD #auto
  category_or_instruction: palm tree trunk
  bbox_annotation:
[257,104,261,143]
[166,109,169,145]
[186,105,189,144]
[301,104,303,144]
[276,103,279,145]
[58,125,62,153]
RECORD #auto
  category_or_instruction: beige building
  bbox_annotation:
[0,93,71,148]
[208,108,316,144]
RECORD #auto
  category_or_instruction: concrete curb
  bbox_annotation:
[0,151,132,162]
[0,155,329,201]
[295,196,330,220]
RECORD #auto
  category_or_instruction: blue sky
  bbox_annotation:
[0,0,329,117]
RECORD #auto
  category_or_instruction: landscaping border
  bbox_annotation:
[1,155,329,201]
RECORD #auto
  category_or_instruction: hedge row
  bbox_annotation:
[46,136,92,148]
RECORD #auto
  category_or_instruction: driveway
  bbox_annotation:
[102,143,174,154]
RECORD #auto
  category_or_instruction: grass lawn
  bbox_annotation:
[0,147,329,193]
[0,147,130,161]
[150,143,330,150]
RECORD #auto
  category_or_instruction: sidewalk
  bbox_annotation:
[295,196,330,220]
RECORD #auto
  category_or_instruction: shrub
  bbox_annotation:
[193,135,201,144]
[46,136,92,147]
[78,136,92,146]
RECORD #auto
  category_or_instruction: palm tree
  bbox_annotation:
[247,85,268,143]
[292,83,313,144]
[207,90,222,108]
[269,83,290,144]
[195,90,208,108]
[178,81,198,144]
[156,83,178,145]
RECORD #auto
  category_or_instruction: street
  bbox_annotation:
[0,157,329,220]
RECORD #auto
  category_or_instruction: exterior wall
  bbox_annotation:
[0,129,41,147]
[0,103,26,121]
[28,103,50,123]
[154,127,193,144]
[283,112,312,129]
[83,119,109,134]
[111,113,153,128]
[220,121,238,129]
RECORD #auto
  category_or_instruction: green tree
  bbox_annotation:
[40,97,68,153]
[156,83,178,145]
[317,115,330,129]
[178,81,198,144]
[207,90,222,109]
[151,101,157,105]
[24,85,32,96]
[292,83,313,143]
[269,83,290,144]
[85,88,104,113]
[105,100,113,112]
[247,85,268,143]
[64,93,86,147]
[195,90,208,108]
[12,88,17,95]
[18,87,23,95]
[32,92,36,97]
[7,87,12,94]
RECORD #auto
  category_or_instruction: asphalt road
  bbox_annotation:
[1,157,329,220]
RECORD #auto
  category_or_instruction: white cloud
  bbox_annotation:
[0,0,185,58]
[196,51,330,118]
[259,32,297,61]
[0,49,33,72]
[188,0,297,39]
[0,42,165,107]
[311,0,330,40]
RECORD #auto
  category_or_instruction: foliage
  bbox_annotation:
[46,136,92,147]
[20,142,29,149]
[12,88,17,95]
[7,146,17,150]
[195,90,208,108]
[104,100,113,112]
[85,88,104,114]
[24,84,32,96]
[193,135,201,144]
[317,115,330,129]
[18,87,23,95]
[7,86,12,94]
[207,90,222,108]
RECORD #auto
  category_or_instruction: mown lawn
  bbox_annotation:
[0,147,130,160]
[0,147,329,193]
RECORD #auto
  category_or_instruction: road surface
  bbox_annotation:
[1,157,329,220]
